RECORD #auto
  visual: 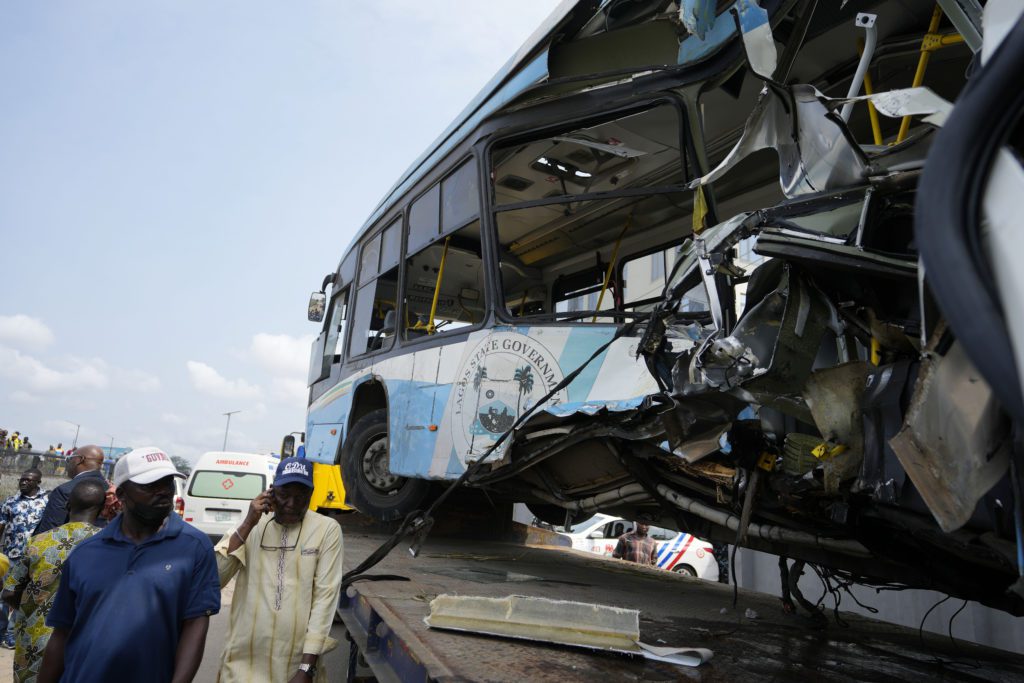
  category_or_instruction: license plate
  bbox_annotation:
[215,511,233,522]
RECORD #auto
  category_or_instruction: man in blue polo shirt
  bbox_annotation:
[38,447,220,683]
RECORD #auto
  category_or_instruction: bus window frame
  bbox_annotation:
[482,95,695,326]
[346,211,404,360]
[618,239,687,310]
[398,153,490,348]
[323,286,350,364]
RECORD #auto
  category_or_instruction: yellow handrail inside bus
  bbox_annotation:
[425,236,451,334]
[592,215,631,322]
[896,6,964,143]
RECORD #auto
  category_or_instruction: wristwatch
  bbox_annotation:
[298,662,317,678]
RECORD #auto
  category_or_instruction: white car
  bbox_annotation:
[550,514,719,580]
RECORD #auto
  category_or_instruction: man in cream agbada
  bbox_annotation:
[215,456,343,683]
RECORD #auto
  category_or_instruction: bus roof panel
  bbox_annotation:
[353,2,579,249]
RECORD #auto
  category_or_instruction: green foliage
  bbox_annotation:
[170,455,192,476]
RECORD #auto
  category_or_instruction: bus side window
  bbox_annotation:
[324,289,349,364]
[403,158,482,339]
[350,221,401,356]
[490,104,688,322]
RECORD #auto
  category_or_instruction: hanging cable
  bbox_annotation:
[341,321,638,591]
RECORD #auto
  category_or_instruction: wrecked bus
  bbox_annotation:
[300,0,1024,616]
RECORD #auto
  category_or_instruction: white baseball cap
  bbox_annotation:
[113,447,185,487]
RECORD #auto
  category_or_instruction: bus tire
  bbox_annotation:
[341,409,430,522]
[525,503,594,528]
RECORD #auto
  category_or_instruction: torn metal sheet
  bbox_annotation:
[690,85,867,198]
[541,396,647,418]
[983,0,1024,64]
[425,594,713,667]
[890,340,1011,533]
[670,423,731,464]
[691,269,833,423]
[983,149,1024,417]
[679,0,718,40]
[829,87,953,128]
[804,362,871,493]
[732,0,778,78]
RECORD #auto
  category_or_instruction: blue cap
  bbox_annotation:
[274,456,314,488]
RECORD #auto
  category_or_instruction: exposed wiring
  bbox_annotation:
[918,594,951,645]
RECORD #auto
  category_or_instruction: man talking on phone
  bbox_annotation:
[214,456,343,683]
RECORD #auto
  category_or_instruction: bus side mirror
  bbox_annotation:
[281,435,296,458]
[308,292,326,322]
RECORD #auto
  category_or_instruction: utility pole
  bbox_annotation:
[107,434,115,459]
[66,421,81,449]
[222,411,241,451]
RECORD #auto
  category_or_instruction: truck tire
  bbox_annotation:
[341,409,430,522]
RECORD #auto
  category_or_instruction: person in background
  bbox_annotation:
[215,457,343,683]
[21,438,32,452]
[2,479,106,683]
[612,521,658,566]
[34,445,106,534]
[38,447,219,683]
[0,469,48,649]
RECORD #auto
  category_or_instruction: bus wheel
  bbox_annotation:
[525,503,594,528]
[341,409,430,522]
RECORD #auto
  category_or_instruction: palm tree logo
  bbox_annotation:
[514,365,534,415]
[469,365,489,449]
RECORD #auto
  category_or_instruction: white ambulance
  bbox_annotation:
[181,451,279,540]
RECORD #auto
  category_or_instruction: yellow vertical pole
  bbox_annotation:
[593,216,631,322]
[897,6,944,143]
[426,237,451,334]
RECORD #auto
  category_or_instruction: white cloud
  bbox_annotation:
[0,314,55,349]
[160,412,185,425]
[0,346,109,393]
[272,377,309,403]
[186,360,262,400]
[249,333,314,377]
[10,391,41,404]
[115,368,162,392]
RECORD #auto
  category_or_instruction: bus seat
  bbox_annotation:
[381,309,396,336]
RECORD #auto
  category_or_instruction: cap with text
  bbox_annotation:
[274,456,314,489]
[113,447,185,487]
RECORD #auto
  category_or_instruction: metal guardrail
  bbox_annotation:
[0,448,68,476]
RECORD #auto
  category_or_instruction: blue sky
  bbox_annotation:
[0,1,561,461]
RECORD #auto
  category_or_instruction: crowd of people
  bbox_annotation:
[0,430,39,454]
[0,445,343,683]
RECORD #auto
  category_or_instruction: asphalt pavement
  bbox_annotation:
[195,579,351,682]
[0,580,352,682]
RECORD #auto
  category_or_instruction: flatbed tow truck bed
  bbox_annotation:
[336,513,1024,682]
